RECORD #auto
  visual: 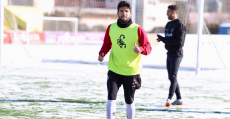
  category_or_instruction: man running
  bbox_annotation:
[98,1,152,118]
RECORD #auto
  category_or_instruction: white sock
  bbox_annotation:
[126,103,135,119]
[106,100,116,119]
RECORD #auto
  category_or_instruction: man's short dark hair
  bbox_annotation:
[168,5,178,13]
[117,1,131,12]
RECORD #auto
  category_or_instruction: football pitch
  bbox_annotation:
[0,44,230,118]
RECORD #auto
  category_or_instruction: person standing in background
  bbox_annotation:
[98,1,152,118]
[156,5,186,107]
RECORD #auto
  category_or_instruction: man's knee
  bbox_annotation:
[108,93,117,100]
[169,74,177,81]
[125,99,133,104]
[124,89,135,104]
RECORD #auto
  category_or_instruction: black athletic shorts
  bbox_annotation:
[107,70,141,104]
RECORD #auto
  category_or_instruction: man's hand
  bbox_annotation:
[98,53,104,62]
[157,34,165,43]
[133,43,141,54]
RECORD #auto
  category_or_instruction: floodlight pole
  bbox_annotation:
[0,0,4,65]
[131,0,136,23]
[196,0,204,75]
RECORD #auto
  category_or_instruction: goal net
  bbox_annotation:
[26,16,78,44]
[149,0,228,70]
[27,17,78,33]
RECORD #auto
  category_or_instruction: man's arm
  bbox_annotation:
[137,26,152,55]
[164,23,186,45]
[99,25,112,57]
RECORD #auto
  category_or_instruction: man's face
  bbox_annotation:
[167,8,173,20]
[117,6,132,23]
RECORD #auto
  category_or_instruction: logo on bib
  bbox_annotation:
[117,34,126,48]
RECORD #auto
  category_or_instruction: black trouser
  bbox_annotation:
[107,70,141,104]
[166,52,183,100]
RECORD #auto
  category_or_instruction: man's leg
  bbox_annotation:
[107,71,122,119]
[126,102,135,119]
[166,56,172,106]
[106,100,116,119]
[167,54,183,100]
[123,75,141,119]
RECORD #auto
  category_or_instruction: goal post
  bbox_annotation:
[150,0,227,71]
[0,0,4,64]
[196,0,204,75]
[24,16,78,57]
[26,16,78,34]
[131,0,136,23]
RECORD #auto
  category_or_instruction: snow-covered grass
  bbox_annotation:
[0,44,230,118]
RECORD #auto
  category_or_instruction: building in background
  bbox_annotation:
[4,0,230,34]
[33,0,55,15]
[142,0,173,32]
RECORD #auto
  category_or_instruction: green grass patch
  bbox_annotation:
[57,98,106,103]
[182,86,202,91]
[187,116,194,118]
[176,107,183,111]
[7,75,46,80]
[33,81,51,85]
[28,102,43,106]
[39,85,51,89]
[0,108,37,117]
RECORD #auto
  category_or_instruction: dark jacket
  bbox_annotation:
[164,19,186,54]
